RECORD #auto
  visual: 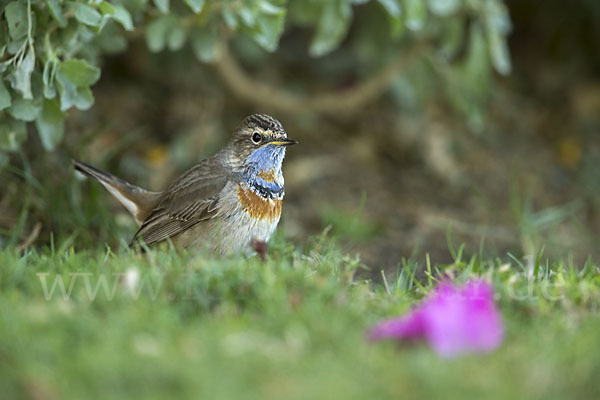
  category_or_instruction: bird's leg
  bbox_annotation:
[251,239,268,261]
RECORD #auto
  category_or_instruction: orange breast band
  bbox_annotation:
[257,169,276,182]
[237,185,282,222]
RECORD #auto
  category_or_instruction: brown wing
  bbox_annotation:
[130,156,231,247]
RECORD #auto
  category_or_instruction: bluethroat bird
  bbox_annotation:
[73,114,297,254]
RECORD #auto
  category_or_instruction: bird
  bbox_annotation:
[73,114,297,255]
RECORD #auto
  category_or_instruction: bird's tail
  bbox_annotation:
[73,160,161,226]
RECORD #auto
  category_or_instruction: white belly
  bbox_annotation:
[189,181,281,254]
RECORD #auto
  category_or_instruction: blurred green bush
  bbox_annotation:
[0,0,512,169]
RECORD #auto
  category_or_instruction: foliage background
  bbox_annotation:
[1,0,600,270]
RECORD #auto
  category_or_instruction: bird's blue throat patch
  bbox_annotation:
[243,144,286,200]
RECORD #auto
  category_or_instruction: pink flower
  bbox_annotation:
[368,280,504,357]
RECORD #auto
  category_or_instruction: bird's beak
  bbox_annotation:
[269,138,298,147]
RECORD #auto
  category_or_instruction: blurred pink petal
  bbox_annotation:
[368,280,504,357]
[368,309,425,341]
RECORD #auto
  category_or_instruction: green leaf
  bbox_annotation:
[6,40,23,55]
[75,87,94,109]
[452,23,490,132]
[378,0,402,17]
[96,24,128,53]
[485,0,511,35]
[56,71,95,111]
[427,0,460,16]
[0,119,27,152]
[7,96,42,121]
[259,1,285,15]
[439,18,465,59]
[309,0,352,57]
[252,11,286,52]
[9,49,35,100]
[464,24,490,83]
[59,18,79,49]
[45,0,67,28]
[0,79,12,111]
[55,60,98,111]
[35,98,65,151]
[191,28,217,62]
[485,0,511,75]
[5,1,28,40]
[42,59,58,99]
[146,16,175,52]
[246,2,287,52]
[222,8,238,29]
[153,0,169,13]
[289,0,321,25]
[70,2,103,27]
[487,26,511,75]
[389,15,405,38]
[99,1,115,15]
[184,0,205,14]
[112,4,134,31]
[58,59,101,87]
[168,25,187,51]
[404,0,427,31]
[237,6,255,26]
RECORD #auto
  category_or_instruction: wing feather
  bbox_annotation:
[130,155,231,247]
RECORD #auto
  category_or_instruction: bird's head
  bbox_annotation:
[229,114,297,183]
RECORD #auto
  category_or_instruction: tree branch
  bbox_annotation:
[213,40,428,115]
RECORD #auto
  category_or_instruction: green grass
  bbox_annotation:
[1,237,600,399]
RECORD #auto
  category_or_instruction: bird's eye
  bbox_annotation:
[251,131,262,144]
